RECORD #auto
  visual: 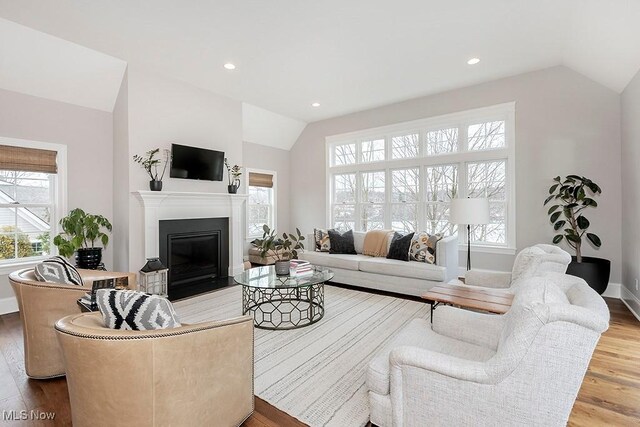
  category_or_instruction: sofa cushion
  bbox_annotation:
[386,232,414,261]
[367,318,495,395]
[314,228,331,252]
[34,256,83,286]
[358,257,446,281]
[96,289,181,330]
[299,251,371,271]
[409,232,443,264]
[353,231,366,254]
[328,229,357,254]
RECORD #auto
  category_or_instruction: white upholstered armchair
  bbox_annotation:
[463,244,571,290]
[367,276,609,426]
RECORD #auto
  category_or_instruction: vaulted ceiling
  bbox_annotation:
[1,0,639,124]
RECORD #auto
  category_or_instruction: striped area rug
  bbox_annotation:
[174,284,429,427]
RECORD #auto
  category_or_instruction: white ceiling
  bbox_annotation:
[0,18,126,112]
[242,103,306,151]
[0,0,639,123]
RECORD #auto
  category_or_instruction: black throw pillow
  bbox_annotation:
[328,229,357,254]
[386,232,415,261]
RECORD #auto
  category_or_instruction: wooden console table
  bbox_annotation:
[422,283,514,321]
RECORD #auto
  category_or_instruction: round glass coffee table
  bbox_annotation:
[234,265,333,330]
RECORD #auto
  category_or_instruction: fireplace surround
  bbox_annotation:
[133,191,247,298]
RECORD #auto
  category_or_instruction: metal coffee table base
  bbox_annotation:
[242,282,325,330]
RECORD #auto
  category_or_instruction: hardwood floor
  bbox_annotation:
[0,298,637,426]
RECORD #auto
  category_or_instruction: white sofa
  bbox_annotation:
[367,274,609,426]
[299,232,458,297]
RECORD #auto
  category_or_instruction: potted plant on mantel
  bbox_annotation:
[254,225,305,275]
[133,148,171,191]
[544,175,610,294]
[53,208,112,269]
[225,158,242,194]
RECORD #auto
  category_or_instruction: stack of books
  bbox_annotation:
[290,260,313,277]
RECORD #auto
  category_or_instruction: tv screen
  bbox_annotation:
[170,144,224,181]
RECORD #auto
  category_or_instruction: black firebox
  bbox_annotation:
[159,218,229,300]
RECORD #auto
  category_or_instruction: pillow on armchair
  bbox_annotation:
[96,289,181,330]
[34,256,83,286]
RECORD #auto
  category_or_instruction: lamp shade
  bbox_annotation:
[449,198,490,225]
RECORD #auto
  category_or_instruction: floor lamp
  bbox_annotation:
[449,198,490,270]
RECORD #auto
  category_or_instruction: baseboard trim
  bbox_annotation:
[0,296,18,315]
[621,286,640,323]
[602,282,621,299]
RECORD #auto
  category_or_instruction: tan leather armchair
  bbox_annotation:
[55,312,254,427]
[9,268,137,379]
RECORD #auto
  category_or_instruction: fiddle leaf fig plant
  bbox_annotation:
[254,225,305,261]
[543,175,601,262]
[53,208,113,257]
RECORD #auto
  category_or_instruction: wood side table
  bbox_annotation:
[422,283,514,322]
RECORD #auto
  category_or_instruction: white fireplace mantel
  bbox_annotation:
[133,191,248,276]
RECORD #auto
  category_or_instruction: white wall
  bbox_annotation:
[112,70,129,271]
[290,66,623,281]
[621,68,640,314]
[242,141,291,234]
[0,88,113,300]
[123,67,243,271]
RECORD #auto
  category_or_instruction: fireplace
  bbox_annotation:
[159,218,229,300]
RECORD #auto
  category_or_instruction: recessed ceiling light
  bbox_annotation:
[311,102,320,107]
[467,58,480,65]
[223,63,236,70]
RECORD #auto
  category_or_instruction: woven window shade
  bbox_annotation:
[249,172,273,188]
[0,145,58,174]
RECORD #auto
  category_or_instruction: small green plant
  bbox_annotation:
[254,225,305,261]
[53,208,113,257]
[544,175,602,262]
[133,148,171,181]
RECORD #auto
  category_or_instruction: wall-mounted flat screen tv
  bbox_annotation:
[170,144,225,181]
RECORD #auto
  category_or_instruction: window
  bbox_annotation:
[246,170,276,238]
[327,103,515,250]
[0,140,66,266]
[360,171,385,230]
[391,168,419,233]
[391,133,420,159]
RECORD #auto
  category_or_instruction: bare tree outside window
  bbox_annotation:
[360,139,385,163]
[468,121,505,151]
[391,134,419,159]
[361,171,385,230]
[333,173,357,231]
[425,165,458,235]
[391,168,419,232]
[467,160,507,243]
[426,128,458,155]
[334,143,356,166]
[327,112,512,247]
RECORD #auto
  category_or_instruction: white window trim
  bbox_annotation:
[325,102,516,255]
[244,168,277,240]
[0,137,67,274]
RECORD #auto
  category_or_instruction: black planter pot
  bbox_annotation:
[76,248,103,270]
[565,256,611,295]
[228,184,238,194]
[149,180,163,191]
